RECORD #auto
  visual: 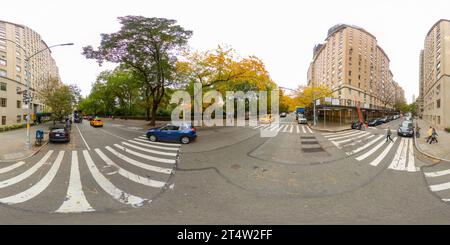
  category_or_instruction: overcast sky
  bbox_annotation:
[1,0,449,103]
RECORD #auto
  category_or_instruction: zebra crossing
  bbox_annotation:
[249,124,314,134]
[323,130,418,172]
[423,163,450,203]
[0,134,179,213]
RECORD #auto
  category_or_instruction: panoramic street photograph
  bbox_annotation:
[1,0,450,241]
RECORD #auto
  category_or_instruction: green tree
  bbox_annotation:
[40,78,74,122]
[82,16,193,125]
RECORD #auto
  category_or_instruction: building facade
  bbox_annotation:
[419,19,450,129]
[0,20,60,126]
[307,24,405,124]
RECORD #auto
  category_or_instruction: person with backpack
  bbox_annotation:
[430,127,438,144]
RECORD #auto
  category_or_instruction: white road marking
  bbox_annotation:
[323,130,357,137]
[388,138,408,171]
[277,125,285,132]
[76,124,91,151]
[0,151,64,204]
[424,169,450,178]
[100,129,128,141]
[136,137,181,147]
[254,125,263,129]
[369,137,398,166]
[82,150,147,207]
[130,139,179,151]
[114,144,176,164]
[302,126,306,134]
[282,125,290,133]
[105,146,172,174]
[55,151,94,213]
[327,131,367,141]
[289,125,293,133]
[296,125,300,134]
[342,135,375,149]
[407,139,418,172]
[127,127,143,130]
[0,161,26,174]
[346,135,383,155]
[430,182,450,192]
[356,137,389,161]
[121,142,177,157]
[95,149,166,188]
[0,151,53,189]
[306,126,313,134]
[334,132,371,145]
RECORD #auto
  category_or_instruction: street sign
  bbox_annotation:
[315,99,321,106]
[332,99,340,106]
[325,97,332,103]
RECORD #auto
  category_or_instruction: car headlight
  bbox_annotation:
[398,128,402,132]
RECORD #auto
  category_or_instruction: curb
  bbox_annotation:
[413,134,450,165]
[309,124,352,133]
[0,141,49,163]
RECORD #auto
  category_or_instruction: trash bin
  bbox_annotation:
[36,129,44,146]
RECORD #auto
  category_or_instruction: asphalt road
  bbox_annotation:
[0,115,450,224]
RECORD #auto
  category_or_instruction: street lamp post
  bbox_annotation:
[0,38,73,150]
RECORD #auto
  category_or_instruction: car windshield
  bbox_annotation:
[401,121,412,128]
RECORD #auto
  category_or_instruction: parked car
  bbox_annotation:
[368,119,381,127]
[146,123,197,144]
[280,112,287,118]
[298,114,307,124]
[387,115,394,121]
[351,121,363,130]
[397,120,414,137]
[90,118,104,127]
[49,124,70,143]
[378,117,389,124]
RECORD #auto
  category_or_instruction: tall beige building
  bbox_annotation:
[307,24,405,123]
[0,20,60,126]
[419,19,450,129]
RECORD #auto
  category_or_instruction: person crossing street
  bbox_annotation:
[386,127,394,143]
[426,126,433,143]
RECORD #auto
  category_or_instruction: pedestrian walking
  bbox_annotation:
[430,127,438,144]
[426,126,433,143]
[386,127,394,142]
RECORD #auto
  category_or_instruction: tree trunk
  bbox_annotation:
[150,102,158,126]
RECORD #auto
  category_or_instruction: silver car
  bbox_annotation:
[298,114,307,124]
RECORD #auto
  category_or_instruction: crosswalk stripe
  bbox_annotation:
[342,135,375,149]
[55,151,94,213]
[424,169,450,178]
[302,126,306,134]
[0,161,26,174]
[137,137,181,147]
[95,149,166,188]
[328,131,366,141]
[296,125,300,134]
[289,125,293,133]
[346,135,383,155]
[407,139,418,172]
[430,182,450,192]
[306,126,313,134]
[132,139,180,151]
[0,150,54,189]
[369,137,398,166]
[83,150,147,207]
[334,132,371,145]
[388,138,408,171]
[122,142,177,157]
[282,125,290,133]
[114,144,176,164]
[105,146,172,174]
[0,151,64,205]
[356,137,390,161]
[323,130,356,137]
[278,125,286,132]
[254,125,263,129]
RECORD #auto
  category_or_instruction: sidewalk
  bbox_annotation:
[0,122,51,162]
[309,122,351,132]
[415,119,450,162]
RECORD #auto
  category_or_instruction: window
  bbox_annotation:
[1,116,5,125]
[0,98,6,107]
[0,69,6,77]
[17,100,21,109]
[0,58,6,66]
[437,99,441,109]
[16,75,21,82]
[0,82,6,91]
[17,115,21,123]
[16,66,21,72]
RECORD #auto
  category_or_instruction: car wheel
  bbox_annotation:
[148,135,157,142]
[180,136,190,144]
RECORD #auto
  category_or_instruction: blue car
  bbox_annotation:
[146,123,197,144]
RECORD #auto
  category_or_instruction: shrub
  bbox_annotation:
[445,128,450,133]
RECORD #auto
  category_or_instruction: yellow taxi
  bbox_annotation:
[90,118,104,127]
[259,114,275,124]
